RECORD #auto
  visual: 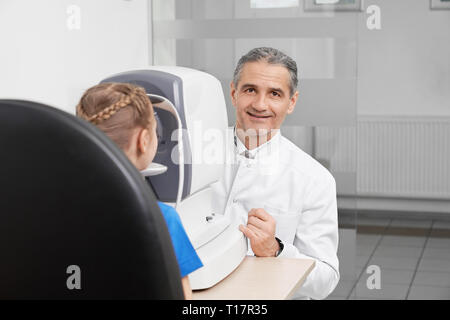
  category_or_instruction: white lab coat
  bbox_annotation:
[211,128,340,300]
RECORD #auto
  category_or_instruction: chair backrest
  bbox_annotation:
[0,100,184,299]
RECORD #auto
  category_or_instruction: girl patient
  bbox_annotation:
[76,82,202,299]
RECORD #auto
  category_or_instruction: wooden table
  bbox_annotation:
[192,256,315,300]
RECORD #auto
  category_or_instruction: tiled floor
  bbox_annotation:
[327,215,450,300]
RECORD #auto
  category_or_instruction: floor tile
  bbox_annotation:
[356,243,377,256]
[372,245,423,259]
[356,255,371,268]
[359,268,415,285]
[407,285,450,300]
[367,256,419,271]
[417,258,450,273]
[338,256,358,281]
[412,271,450,287]
[426,237,450,249]
[355,266,365,278]
[356,234,382,246]
[340,275,359,283]
[334,215,450,300]
[331,280,355,297]
[338,228,357,258]
[379,235,426,248]
[422,247,450,260]
[339,228,356,237]
[351,282,409,299]
[339,272,359,282]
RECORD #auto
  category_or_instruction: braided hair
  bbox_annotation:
[76,82,154,150]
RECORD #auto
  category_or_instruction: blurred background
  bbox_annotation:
[1,0,449,299]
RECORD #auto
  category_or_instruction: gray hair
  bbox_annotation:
[233,47,298,97]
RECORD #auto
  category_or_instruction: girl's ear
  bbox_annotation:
[137,128,150,154]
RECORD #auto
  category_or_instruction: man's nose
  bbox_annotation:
[252,93,268,111]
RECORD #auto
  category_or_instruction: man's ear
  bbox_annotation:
[230,81,237,107]
[287,91,299,114]
[137,128,150,154]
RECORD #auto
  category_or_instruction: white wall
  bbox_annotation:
[152,0,359,128]
[0,0,151,114]
[358,0,450,116]
[153,0,450,119]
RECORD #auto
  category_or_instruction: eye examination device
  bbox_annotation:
[101,67,247,289]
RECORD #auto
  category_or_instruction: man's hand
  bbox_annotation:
[239,208,279,257]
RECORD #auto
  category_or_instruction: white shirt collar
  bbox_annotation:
[233,127,281,160]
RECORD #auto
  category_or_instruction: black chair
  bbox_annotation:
[0,100,184,299]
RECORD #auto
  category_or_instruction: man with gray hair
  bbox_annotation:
[212,47,340,300]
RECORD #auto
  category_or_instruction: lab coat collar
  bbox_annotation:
[233,127,282,160]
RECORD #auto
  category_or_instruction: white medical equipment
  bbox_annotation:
[101,67,247,289]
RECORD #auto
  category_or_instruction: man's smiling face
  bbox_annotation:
[231,60,298,134]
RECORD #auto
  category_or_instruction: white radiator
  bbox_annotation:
[314,116,450,200]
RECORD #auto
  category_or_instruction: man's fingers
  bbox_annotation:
[249,208,272,222]
[239,224,258,239]
[247,215,266,230]
[246,223,263,238]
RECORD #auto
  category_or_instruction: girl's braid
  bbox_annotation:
[77,87,141,125]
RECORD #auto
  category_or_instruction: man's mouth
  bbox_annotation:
[246,111,272,119]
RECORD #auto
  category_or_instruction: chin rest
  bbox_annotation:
[0,100,184,299]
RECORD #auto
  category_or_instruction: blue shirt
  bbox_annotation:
[157,201,203,277]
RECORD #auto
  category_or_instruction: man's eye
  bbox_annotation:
[271,91,280,97]
[245,88,255,93]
